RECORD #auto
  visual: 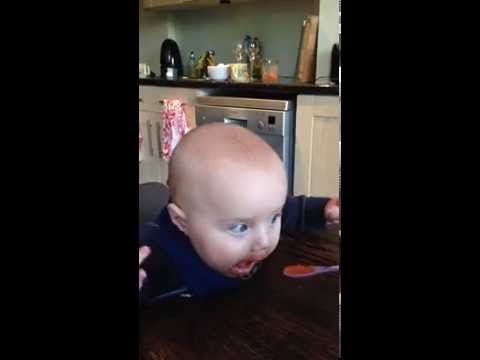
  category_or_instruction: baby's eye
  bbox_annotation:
[229,223,249,235]
[271,214,281,224]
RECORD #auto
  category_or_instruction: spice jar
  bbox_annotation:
[262,59,279,82]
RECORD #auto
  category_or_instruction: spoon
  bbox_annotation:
[283,264,339,278]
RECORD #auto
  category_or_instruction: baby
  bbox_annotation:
[139,123,339,303]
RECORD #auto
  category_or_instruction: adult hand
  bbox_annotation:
[139,246,151,290]
[324,197,340,227]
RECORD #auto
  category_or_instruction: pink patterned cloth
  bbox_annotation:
[161,99,189,161]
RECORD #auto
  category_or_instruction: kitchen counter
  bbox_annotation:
[139,76,339,96]
[140,228,340,360]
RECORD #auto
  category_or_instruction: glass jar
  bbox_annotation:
[262,59,279,82]
[230,63,249,82]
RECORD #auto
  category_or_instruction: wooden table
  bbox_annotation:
[140,229,340,360]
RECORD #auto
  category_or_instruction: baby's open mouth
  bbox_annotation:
[236,259,255,270]
[231,257,264,277]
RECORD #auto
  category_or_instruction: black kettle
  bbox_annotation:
[160,39,183,79]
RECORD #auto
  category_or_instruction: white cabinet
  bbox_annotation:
[138,86,212,184]
[294,95,340,197]
[139,110,168,184]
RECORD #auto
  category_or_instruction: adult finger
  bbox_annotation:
[139,246,151,266]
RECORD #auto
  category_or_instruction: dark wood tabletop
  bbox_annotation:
[140,228,340,360]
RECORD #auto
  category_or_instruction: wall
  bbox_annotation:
[172,0,316,78]
[139,0,173,75]
[315,0,339,81]
[139,0,338,80]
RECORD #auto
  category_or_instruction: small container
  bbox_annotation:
[139,63,151,78]
[207,64,229,81]
[229,63,249,82]
[262,59,278,82]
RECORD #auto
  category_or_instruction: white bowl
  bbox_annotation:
[207,64,229,81]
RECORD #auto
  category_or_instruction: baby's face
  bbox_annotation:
[186,168,287,278]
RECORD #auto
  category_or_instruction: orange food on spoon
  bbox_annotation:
[283,264,315,275]
[283,264,339,278]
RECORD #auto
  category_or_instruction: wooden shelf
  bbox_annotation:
[143,0,253,11]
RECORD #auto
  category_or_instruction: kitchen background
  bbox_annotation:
[139,0,339,82]
[139,0,340,198]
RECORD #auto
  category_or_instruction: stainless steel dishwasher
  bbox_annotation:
[195,96,295,193]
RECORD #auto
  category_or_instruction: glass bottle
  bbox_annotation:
[188,51,196,78]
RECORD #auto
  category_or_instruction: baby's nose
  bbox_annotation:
[252,228,270,251]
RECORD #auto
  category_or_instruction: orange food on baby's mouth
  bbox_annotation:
[284,264,315,275]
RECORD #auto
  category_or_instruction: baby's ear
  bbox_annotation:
[167,203,189,235]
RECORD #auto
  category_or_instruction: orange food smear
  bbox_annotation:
[284,264,315,275]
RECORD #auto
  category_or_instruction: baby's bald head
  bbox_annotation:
[167,123,287,212]
[166,123,287,278]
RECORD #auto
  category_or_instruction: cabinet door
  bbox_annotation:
[138,86,214,183]
[139,111,169,184]
[151,113,169,184]
[294,95,340,197]
[139,111,157,184]
[309,115,340,196]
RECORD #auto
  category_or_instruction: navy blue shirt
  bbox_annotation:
[139,195,330,305]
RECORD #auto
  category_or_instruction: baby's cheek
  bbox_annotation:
[221,241,251,267]
[268,229,281,251]
[271,237,280,252]
[222,239,249,259]
[273,224,281,241]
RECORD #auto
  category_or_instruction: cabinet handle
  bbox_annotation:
[156,122,162,158]
[147,120,154,156]
[139,97,143,102]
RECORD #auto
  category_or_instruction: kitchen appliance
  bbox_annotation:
[195,96,295,193]
[160,39,183,79]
